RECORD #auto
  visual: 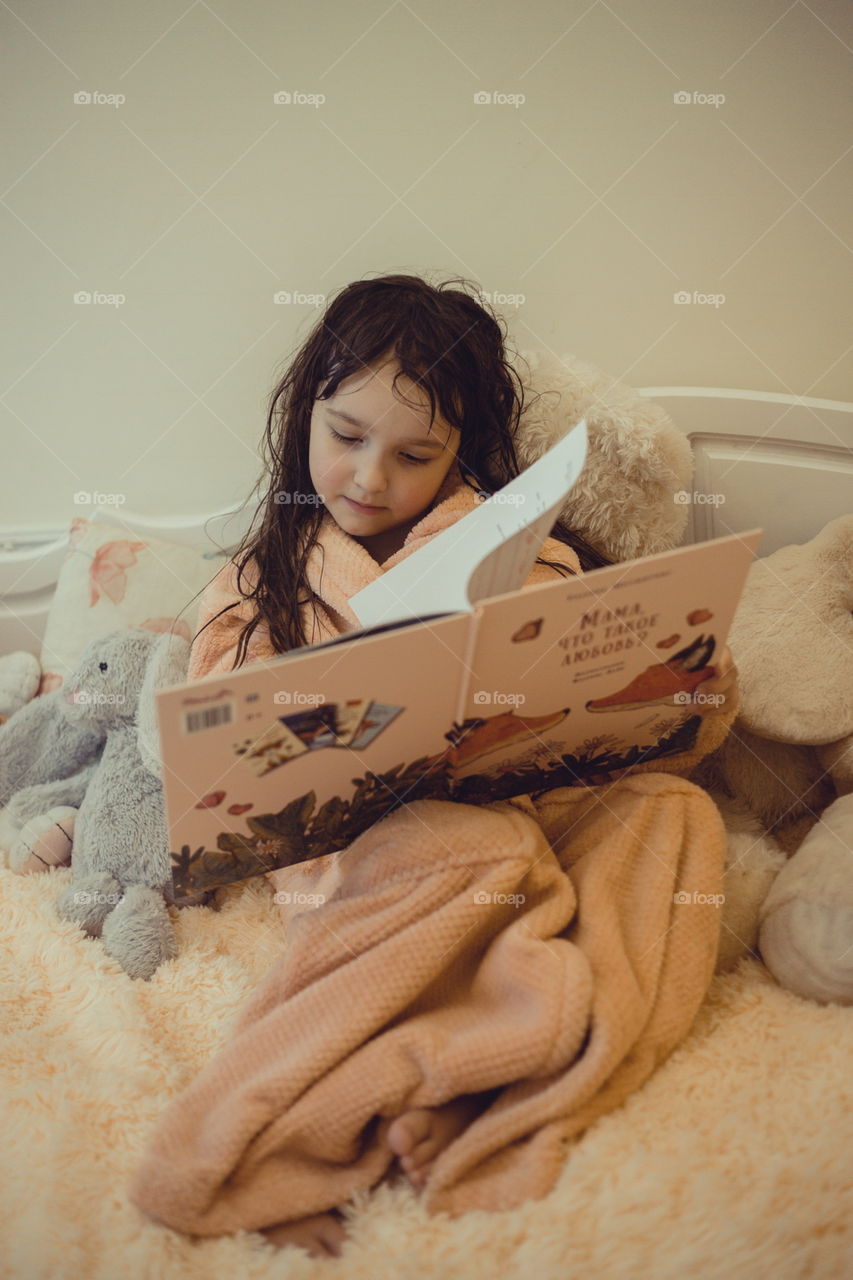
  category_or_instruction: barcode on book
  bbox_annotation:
[183,702,235,734]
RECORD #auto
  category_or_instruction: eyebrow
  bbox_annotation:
[326,406,446,449]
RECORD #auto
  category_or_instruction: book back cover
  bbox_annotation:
[157,613,471,898]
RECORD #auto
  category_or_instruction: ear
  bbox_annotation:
[136,632,191,779]
[511,349,694,564]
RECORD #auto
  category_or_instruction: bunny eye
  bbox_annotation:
[99,662,108,672]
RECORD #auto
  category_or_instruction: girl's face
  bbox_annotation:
[308,357,461,561]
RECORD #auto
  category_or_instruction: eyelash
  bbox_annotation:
[328,427,431,466]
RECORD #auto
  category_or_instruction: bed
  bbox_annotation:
[1,385,851,1278]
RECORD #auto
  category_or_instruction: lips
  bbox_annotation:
[345,496,384,512]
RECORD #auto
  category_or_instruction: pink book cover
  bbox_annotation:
[447,527,763,802]
[157,525,762,901]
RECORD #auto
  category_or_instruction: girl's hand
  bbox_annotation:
[690,644,739,718]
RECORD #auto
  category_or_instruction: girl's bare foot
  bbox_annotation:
[386,1093,493,1190]
[259,1209,347,1257]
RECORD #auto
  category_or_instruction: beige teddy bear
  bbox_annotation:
[693,514,853,1004]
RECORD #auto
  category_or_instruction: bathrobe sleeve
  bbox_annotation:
[187,558,276,682]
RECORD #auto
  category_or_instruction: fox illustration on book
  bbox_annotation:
[586,632,717,713]
[446,706,572,773]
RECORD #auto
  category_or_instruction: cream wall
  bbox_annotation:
[1,0,851,531]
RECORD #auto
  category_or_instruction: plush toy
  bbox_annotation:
[693,514,853,1005]
[0,669,106,864]
[0,647,104,873]
[511,349,694,564]
[0,628,198,980]
[0,650,41,723]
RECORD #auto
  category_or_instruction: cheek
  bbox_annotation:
[399,469,441,505]
[308,435,339,486]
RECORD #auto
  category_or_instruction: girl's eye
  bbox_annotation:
[328,426,430,465]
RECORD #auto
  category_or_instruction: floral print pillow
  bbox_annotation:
[39,518,227,693]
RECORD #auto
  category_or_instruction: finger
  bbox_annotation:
[693,670,736,707]
[699,665,735,690]
[706,650,727,680]
[705,664,737,691]
[710,646,733,677]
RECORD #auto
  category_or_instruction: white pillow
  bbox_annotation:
[38,517,226,692]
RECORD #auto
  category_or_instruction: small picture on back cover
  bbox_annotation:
[233,720,308,777]
[331,698,370,747]
[280,703,341,750]
[347,701,404,750]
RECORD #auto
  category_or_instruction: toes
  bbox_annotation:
[391,1098,483,1175]
[408,1160,434,1190]
[399,1129,438,1170]
[387,1109,431,1157]
[319,1214,347,1256]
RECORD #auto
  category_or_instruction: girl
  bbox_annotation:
[188,273,611,680]
[183,273,737,1257]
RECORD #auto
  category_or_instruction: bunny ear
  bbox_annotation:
[136,631,191,780]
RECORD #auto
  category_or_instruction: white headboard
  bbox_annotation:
[635,387,852,553]
[1,387,850,659]
[0,506,257,660]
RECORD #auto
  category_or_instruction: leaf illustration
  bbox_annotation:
[89,540,147,606]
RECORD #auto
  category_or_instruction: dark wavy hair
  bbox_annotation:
[193,272,611,670]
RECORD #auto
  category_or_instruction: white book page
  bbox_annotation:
[350,418,588,628]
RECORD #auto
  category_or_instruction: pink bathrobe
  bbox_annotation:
[129,464,735,1234]
[186,459,584,679]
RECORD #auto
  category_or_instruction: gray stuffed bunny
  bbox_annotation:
[51,627,199,980]
[1,628,203,980]
[0,685,105,821]
[0,657,106,871]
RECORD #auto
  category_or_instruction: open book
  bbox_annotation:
[156,418,762,900]
[348,418,590,626]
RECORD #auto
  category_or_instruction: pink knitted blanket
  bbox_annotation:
[130,774,727,1234]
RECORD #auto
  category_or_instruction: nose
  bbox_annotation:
[352,451,388,497]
